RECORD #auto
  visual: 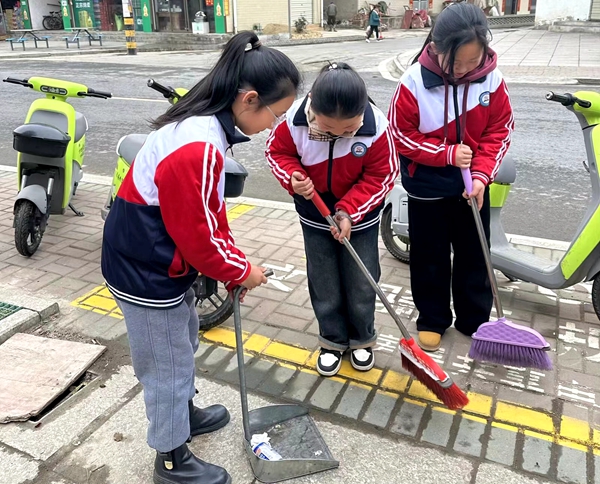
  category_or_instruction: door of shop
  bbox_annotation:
[155,0,190,30]
[291,0,312,24]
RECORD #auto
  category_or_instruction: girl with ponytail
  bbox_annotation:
[102,31,300,484]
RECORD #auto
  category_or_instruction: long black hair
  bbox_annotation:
[310,62,368,119]
[412,3,490,77]
[151,31,301,130]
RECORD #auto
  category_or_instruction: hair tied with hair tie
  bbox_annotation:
[328,62,338,70]
[245,40,262,52]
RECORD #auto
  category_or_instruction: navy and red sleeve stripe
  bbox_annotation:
[154,142,250,286]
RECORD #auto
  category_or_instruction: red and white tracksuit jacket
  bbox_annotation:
[388,48,514,199]
[266,96,399,231]
[102,111,251,309]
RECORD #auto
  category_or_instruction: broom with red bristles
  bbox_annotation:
[311,193,469,410]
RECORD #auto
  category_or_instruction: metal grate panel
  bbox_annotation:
[0,302,21,321]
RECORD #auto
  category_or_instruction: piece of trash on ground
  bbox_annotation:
[250,433,282,461]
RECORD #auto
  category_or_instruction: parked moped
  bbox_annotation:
[101,79,249,330]
[3,76,111,257]
[382,90,600,319]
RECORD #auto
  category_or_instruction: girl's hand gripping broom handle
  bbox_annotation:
[461,167,504,319]
[310,192,412,340]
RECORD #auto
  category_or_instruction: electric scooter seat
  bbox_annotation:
[74,112,88,142]
[117,134,148,164]
[494,155,516,184]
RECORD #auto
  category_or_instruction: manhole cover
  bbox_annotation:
[0,303,21,321]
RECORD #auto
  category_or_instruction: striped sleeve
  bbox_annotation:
[335,127,399,224]
[471,79,514,185]
[387,81,455,168]
[154,142,250,286]
[265,120,305,196]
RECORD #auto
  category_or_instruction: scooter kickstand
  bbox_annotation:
[69,203,84,217]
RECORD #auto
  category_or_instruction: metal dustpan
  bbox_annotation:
[232,284,339,483]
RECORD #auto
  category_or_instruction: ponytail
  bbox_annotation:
[151,31,300,130]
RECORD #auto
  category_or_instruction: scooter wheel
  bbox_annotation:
[14,200,44,257]
[195,281,234,331]
[592,276,600,322]
[381,205,410,264]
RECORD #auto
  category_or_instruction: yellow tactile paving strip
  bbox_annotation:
[71,201,598,457]
[71,204,255,317]
[201,325,600,457]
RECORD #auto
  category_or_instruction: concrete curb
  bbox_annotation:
[0,290,60,344]
[0,165,571,252]
[389,48,600,85]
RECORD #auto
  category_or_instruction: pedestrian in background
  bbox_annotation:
[387,3,514,352]
[327,1,338,31]
[266,63,398,377]
[365,5,381,42]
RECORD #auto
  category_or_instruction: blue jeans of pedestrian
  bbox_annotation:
[301,223,380,351]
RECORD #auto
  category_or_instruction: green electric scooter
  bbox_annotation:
[4,76,111,257]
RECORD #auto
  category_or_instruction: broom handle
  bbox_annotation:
[461,168,504,319]
[311,193,412,340]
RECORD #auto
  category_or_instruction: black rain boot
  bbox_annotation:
[154,442,231,484]
[189,400,230,437]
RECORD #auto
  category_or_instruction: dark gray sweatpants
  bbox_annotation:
[116,288,198,452]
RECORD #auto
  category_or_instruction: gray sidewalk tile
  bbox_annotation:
[334,384,371,420]
[198,346,235,375]
[362,391,397,428]
[454,417,486,457]
[556,446,588,484]
[421,409,455,447]
[309,378,345,411]
[390,400,426,438]
[258,364,297,396]
[522,434,552,475]
[282,371,319,402]
[486,425,516,466]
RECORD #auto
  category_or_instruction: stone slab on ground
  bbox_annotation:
[0,333,106,423]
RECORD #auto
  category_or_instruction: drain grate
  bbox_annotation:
[0,302,21,321]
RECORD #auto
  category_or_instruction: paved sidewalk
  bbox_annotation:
[392,29,600,84]
[0,28,422,61]
[0,170,598,483]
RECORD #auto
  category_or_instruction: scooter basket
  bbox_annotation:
[13,123,71,159]
[224,157,248,198]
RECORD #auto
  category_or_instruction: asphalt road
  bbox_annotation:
[0,38,593,242]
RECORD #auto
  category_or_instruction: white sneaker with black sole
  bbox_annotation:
[351,348,374,371]
[317,348,343,377]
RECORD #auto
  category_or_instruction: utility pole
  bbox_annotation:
[122,0,137,55]
[287,0,292,38]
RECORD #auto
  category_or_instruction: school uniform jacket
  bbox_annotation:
[101,112,251,309]
[388,47,514,199]
[266,97,399,232]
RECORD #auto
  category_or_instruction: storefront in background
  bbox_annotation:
[154,0,228,32]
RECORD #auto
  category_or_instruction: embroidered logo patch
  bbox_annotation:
[479,91,491,107]
[351,142,367,157]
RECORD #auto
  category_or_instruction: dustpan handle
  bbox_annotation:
[461,168,504,319]
[233,269,274,443]
[311,193,412,340]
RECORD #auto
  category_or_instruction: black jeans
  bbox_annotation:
[367,25,379,39]
[327,15,336,29]
[408,191,492,336]
[301,224,380,351]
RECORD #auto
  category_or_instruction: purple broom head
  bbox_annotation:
[469,318,553,370]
